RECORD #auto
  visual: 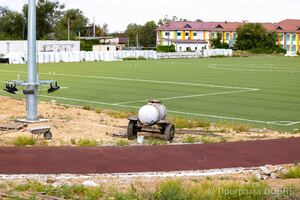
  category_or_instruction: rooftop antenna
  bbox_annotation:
[3,0,60,122]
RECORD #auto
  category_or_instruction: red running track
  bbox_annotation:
[0,138,299,174]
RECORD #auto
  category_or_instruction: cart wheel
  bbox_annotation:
[44,131,52,140]
[127,120,138,140]
[165,124,175,142]
[159,124,166,134]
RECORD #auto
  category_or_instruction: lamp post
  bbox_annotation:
[26,0,38,121]
[3,0,60,123]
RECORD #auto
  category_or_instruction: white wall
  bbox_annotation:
[0,40,80,55]
[3,49,232,64]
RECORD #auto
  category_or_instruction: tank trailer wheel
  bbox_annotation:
[127,120,138,140]
[159,124,166,134]
[165,124,175,142]
[44,131,52,140]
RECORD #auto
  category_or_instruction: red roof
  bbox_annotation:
[277,19,300,33]
[157,20,300,33]
[157,21,219,31]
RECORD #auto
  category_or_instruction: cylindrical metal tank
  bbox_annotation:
[138,101,167,125]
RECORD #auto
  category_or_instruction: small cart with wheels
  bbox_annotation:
[29,126,53,140]
[127,100,175,142]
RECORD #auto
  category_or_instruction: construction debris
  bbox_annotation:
[0,122,27,131]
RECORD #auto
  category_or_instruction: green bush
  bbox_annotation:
[280,165,300,179]
[154,180,187,200]
[13,136,36,146]
[200,137,217,144]
[80,39,100,51]
[123,56,146,60]
[82,105,93,110]
[115,139,130,146]
[15,182,103,199]
[232,124,250,133]
[77,139,98,147]
[249,46,286,54]
[156,45,176,52]
[182,136,201,144]
[171,117,210,129]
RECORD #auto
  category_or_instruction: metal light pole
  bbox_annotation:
[27,0,38,121]
[3,0,60,123]
[93,17,96,38]
[68,17,70,41]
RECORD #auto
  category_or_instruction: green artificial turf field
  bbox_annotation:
[0,56,299,131]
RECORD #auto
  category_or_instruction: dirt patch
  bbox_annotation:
[0,96,299,147]
[0,96,128,146]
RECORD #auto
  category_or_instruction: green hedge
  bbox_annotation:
[249,45,286,54]
[156,45,176,52]
[80,39,100,51]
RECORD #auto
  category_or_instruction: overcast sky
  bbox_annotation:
[1,0,300,32]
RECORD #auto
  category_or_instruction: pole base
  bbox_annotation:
[15,118,49,124]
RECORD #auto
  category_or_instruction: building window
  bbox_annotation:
[193,32,197,37]
[165,32,170,36]
[177,32,181,36]
[292,33,296,41]
[286,33,290,42]
[195,47,198,51]
[280,34,284,41]
[226,32,230,40]
[107,47,110,51]
[185,32,189,37]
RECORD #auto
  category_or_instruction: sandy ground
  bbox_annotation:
[0,96,129,146]
[0,96,299,147]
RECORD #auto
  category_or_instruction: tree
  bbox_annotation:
[210,32,229,49]
[235,23,285,53]
[23,0,65,39]
[211,32,222,49]
[125,23,142,46]
[0,6,10,17]
[140,21,158,47]
[0,9,26,39]
[95,25,105,37]
[55,9,88,40]
[125,21,158,47]
[235,23,271,50]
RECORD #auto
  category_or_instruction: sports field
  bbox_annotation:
[0,56,299,131]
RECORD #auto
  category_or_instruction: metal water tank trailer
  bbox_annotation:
[127,100,175,142]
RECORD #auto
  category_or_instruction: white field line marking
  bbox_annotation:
[5,94,293,127]
[167,110,296,126]
[0,91,297,126]
[282,121,300,126]
[208,65,300,72]
[116,89,259,105]
[39,95,139,109]
[0,69,259,90]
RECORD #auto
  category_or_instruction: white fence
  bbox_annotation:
[0,40,80,55]
[3,49,232,64]
[157,51,202,59]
